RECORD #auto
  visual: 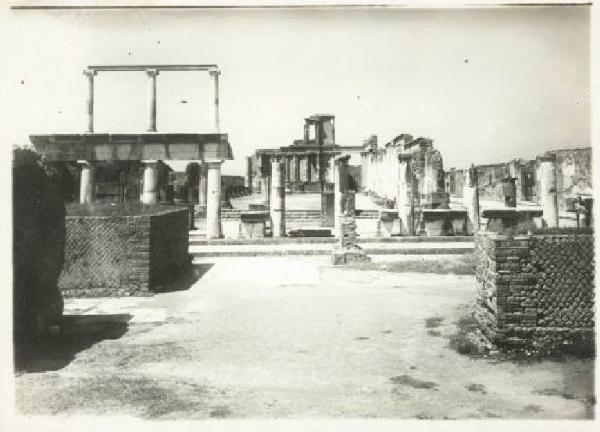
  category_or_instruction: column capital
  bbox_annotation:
[398,154,413,163]
[146,68,160,77]
[77,159,95,166]
[83,69,97,77]
[209,69,221,77]
[141,159,159,166]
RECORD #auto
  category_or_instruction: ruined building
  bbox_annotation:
[246,114,366,194]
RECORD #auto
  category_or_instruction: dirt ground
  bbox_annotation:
[14,256,595,419]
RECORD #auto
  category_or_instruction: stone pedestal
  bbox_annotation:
[206,161,223,239]
[538,154,559,228]
[240,211,268,239]
[141,160,159,204]
[270,160,286,237]
[379,209,398,237]
[78,161,95,204]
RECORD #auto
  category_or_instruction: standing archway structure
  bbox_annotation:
[30,64,233,239]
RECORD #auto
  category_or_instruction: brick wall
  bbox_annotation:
[59,207,190,297]
[474,231,594,353]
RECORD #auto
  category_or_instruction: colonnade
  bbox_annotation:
[78,65,226,239]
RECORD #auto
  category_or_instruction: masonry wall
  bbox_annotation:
[474,231,594,353]
[59,207,189,297]
[546,148,592,210]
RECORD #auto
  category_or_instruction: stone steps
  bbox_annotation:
[188,241,474,257]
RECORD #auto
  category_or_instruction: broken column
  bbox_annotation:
[141,160,158,204]
[334,155,351,238]
[78,160,95,204]
[463,164,480,234]
[270,159,286,237]
[538,153,559,228]
[397,154,415,235]
[332,155,369,265]
[206,161,223,239]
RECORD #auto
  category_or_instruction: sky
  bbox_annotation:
[0,5,590,176]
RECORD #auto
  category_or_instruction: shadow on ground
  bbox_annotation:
[14,313,131,373]
[154,263,214,294]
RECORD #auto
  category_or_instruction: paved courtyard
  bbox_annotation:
[15,256,594,419]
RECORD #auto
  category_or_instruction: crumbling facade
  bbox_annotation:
[361,134,447,208]
[247,114,366,194]
[446,147,592,211]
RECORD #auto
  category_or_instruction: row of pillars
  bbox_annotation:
[395,153,560,235]
[83,68,220,133]
[264,155,348,238]
[78,159,225,239]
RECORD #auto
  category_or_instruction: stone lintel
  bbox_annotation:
[30,133,233,162]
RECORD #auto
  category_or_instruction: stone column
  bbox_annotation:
[78,161,95,204]
[328,156,336,184]
[198,163,208,212]
[140,160,159,204]
[397,155,414,235]
[245,156,253,190]
[293,154,300,182]
[261,176,270,206]
[209,69,220,132]
[538,154,559,227]
[146,69,159,132]
[83,69,96,133]
[270,159,286,237]
[306,154,313,183]
[463,165,480,234]
[334,155,350,238]
[206,161,223,239]
[285,156,291,182]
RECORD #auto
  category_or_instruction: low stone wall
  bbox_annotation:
[59,207,190,297]
[474,230,594,354]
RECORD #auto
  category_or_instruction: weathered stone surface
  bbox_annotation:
[474,231,595,354]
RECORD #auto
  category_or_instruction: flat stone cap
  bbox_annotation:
[30,133,233,162]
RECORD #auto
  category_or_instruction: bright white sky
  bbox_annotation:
[0,6,590,175]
